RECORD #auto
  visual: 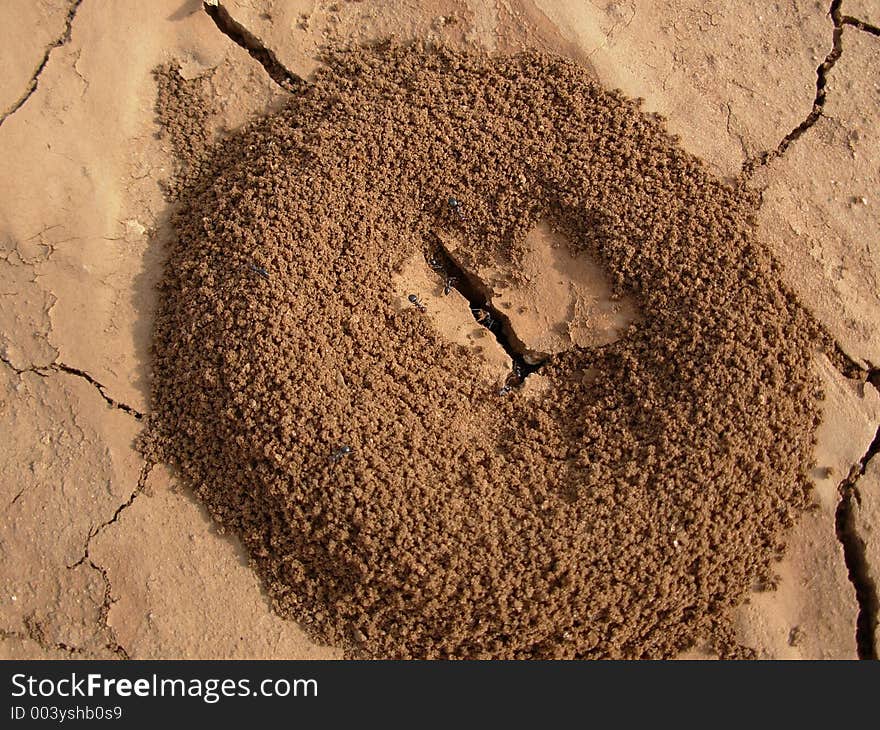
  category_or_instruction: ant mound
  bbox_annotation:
[149,45,825,658]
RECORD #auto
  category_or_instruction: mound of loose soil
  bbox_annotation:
[148,44,825,658]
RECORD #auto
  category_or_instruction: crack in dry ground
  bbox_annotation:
[2,575,129,658]
[742,0,844,178]
[2,346,148,658]
[1,623,85,657]
[842,15,880,37]
[821,341,872,382]
[835,423,880,659]
[86,558,130,659]
[49,363,144,420]
[830,365,880,658]
[0,0,83,128]
[740,1,880,645]
[0,354,144,420]
[61,462,154,659]
[202,0,305,92]
[68,460,153,571]
[52,458,152,660]
[427,232,545,391]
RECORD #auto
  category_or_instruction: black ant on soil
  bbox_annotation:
[498,362,526,395]
[443,275,457,296]
[471,307,493,329]
[499,364,524,396]
[448,196,466,223]
[428,253,457,296]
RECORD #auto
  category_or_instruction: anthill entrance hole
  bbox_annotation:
[425,238,546,392]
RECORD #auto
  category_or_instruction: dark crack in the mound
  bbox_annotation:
[148,45,825,659]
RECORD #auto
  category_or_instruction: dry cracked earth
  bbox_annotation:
[1,0,879,660]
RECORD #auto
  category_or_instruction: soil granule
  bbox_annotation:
[148,44,827,659]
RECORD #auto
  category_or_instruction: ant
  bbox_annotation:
[471,307,493,329]
[408,294,427,313]
[499,365,524,396]
[511,363,524,384]
[330,445,352,463]
[498,362,526,395]
[247,263,270,280]
[448,196,466,222]
[443,274,457,296]
[427,252,457,295]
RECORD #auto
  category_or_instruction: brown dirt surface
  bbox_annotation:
[149,44,829,659]
[2,0,879,662]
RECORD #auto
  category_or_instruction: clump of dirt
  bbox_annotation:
[153,65,215,184]
[147,44,826,659]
